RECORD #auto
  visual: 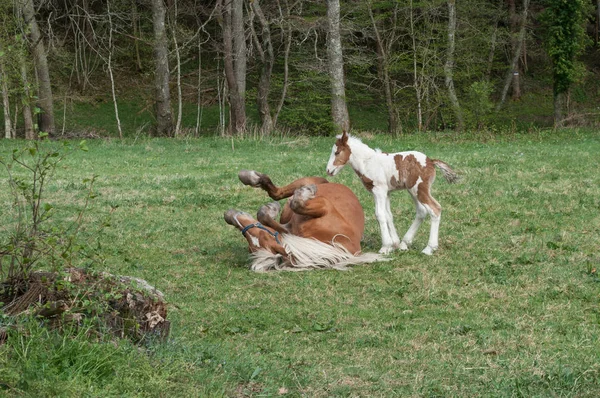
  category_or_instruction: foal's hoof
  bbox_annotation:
[379,246,394,255]
[238,170,263,187]
[421,246,437,256]
[398,241,409,251]
[258,202,281,223]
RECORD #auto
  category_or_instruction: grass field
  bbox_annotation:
[1,129,600,397]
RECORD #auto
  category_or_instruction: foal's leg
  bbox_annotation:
[384,192,402,249]
[399,192,427,251]
[239,170,328,201]
[373,187,396,254]
[416,184,442,255]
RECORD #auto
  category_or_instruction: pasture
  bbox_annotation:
[1,129,600,397]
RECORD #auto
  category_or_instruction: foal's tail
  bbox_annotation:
[432,159,460,184]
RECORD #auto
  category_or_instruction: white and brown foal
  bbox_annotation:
[326,131,458,255]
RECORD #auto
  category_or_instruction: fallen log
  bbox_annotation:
[0,268,169,343]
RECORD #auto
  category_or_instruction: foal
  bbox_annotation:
[326,131,458,255]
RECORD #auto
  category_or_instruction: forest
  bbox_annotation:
[0,0,599,139]
[2,1,600,396]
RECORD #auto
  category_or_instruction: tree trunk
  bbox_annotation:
[554,91,565,128]
[172,24,183,136]
[508,0,521,100]
[19,0,55,135]
[251,0,274,134]
[596,0,600,46]
[326,0,350,133]
[0,45,13,139]
[107,0,123,139]
[1,71,12,139]
[486,20,498,82]
[232,0,246,98]
[221,0,246,134]
[368,2,397,135]
[409,0,423,132]
[273,0,292,130]
[444,0,464,131]
[131,0,143,72]
[19,53,35,140]
[497,0,530,110]
[151,0,173,136]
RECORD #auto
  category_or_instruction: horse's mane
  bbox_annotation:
[337,133,381,154]
[250,234,388,272]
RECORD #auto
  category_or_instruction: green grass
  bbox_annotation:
[1,129,600,397]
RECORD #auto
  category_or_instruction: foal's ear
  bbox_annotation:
[340,130,349,144]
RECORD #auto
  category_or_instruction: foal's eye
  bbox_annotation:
[335,151,340,156]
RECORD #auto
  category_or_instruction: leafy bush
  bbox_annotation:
[0,136,93,299]
[464,80,495,130]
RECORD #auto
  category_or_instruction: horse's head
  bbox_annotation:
[224,209,287,257]
[326,130,351,176]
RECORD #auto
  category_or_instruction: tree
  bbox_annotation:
[250,0,274,133]
[541,0,589,127]
[497,0,530,109]
[18,44,35,140]
[326,0,350,133]
[367,0,399,134]
[18,0,55,136]
[151,0,173,136]
[444,0,464,131]
[0,43,13,139]
[220,0,246,134]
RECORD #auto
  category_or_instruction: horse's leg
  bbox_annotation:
[224,209,287,257]
[257,202,291,234]
[416,184,442,255]
[399,192,427,251]
[239,170,328,200]
[289,184,330,217]
[373,187,395,254]
[279,202,294,224]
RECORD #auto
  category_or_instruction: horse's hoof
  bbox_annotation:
[258,202,281,222]
[224,209,252,227]
[290,184,317,210]
[296,184,317,200]
[224,209,239,226]
[239,170,263,187]
[399,241,409,251]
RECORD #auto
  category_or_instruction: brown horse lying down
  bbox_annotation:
[224,170,386,272]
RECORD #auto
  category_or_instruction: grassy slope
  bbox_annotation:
[1,129,599,397]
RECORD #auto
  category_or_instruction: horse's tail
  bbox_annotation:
[432,159,460,184]
[250,234,389,272]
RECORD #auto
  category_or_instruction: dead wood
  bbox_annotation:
[0,268,169,344]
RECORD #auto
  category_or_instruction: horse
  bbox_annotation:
[224,169,385,271]
[325,131,459,255]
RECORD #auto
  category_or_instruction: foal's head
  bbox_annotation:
[326,131,352,176]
